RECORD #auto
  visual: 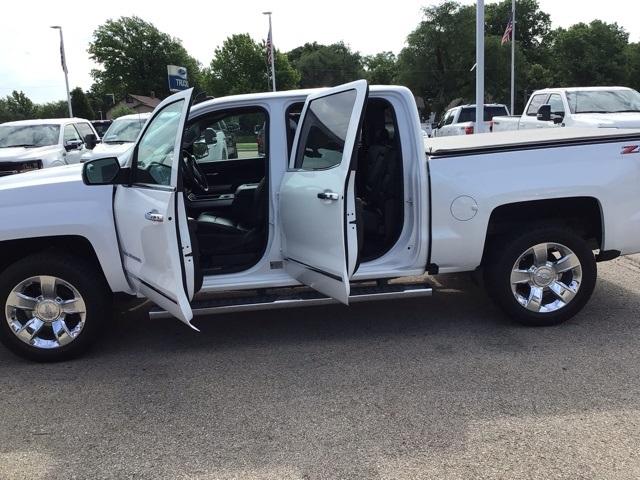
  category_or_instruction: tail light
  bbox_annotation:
[464,126,474,135]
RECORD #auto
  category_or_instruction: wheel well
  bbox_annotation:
[0,235,105,279]
[482,197,603,263]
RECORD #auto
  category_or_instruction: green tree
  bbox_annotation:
[288,42,364,88]
[110,105,136,119]
[397,2,476,114]
[88,16,203,100]
[36,101,69,118]
[205,34,299,97]
[626,43,640,92]
[486,0,552,59]
[364,52,398,85]
[70,87,95,119]
[550,21,629,86]
[0,91,36,122]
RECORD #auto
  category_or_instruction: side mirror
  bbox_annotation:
[552,113,564,125]
[193,141,209,160]
[204,128,218,145]
[82,157,127,185]
[84,133,97,150]
[65,139,83,151]
[536,104,552,122]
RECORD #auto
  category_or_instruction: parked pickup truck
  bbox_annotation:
[433,103,509,136]
[0,118,100,176]
[492,86,640,132]
[1,80,640,361]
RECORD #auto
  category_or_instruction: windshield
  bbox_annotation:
[566,89,640,114]
[0,124,60,148]
[103,117,147,143]
[458,106,509,123]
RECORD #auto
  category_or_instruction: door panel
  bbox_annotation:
[113,88,196,326]
[279,80,368,304]
[197,157,266,194]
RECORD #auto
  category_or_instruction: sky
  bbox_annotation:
[1,0,639,104]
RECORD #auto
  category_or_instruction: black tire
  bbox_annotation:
[0,252,111,362]
[484,227,597,326]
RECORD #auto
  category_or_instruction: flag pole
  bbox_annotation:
[475,0,485,133]
[263,11,277,92]
[510,0,516,115]
[51,26,73,118]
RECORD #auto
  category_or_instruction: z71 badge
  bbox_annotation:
[622,145,640,154]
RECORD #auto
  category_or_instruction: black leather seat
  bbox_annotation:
[196,178,267,255]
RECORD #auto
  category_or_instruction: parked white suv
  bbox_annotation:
[0,118,99,176]
[81,113,150,163]
[433,104,509,136]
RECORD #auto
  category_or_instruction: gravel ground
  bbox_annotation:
[1,256,640,479]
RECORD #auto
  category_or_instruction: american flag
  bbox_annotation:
[59,37,68,74]
[266,24,273,71]
[501,14,514,45]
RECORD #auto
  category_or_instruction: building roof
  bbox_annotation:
[126,94,161,108]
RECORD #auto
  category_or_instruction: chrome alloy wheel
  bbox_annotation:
[5,276,87,349]
[510,242,583,313]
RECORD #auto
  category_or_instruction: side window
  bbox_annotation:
[444,110,455,125]
[134,99,184,186]
[526,94,550,116]
[75,122,94,139]
[285,102,304,158]
[548,94,565,116]
[63,124,81,142]
[187,108,268,163]
[294,89,357,170]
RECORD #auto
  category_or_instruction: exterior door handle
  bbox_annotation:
[317,191,340,201]
[145,211,164,223]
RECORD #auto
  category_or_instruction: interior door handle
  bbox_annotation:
[145,211,164,223]
[317,191,339,201]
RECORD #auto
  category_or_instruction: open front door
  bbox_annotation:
[113,88,197,328]
[279,80,368,304]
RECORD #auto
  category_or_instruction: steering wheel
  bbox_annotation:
[181,151,209,193]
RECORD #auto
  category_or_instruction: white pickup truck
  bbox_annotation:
[1,80,640,361]
[492,86,640,132]
[0,118,100,176]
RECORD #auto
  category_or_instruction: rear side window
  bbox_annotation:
[459,106,509,123]
[526,94,550,116]
[443,110,455,125]
[294,89,357,170]
[63,124,81,142]
[75,122,94,139]
[548,94,565,115]
[285,102,304,159]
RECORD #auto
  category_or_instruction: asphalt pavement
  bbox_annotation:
[2,256,640,479]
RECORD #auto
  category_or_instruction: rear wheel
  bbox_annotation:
[484,227,597,326]
[0,253,111,362]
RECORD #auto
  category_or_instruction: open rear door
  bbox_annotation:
[279,80,368,304]
[113,88,197,328]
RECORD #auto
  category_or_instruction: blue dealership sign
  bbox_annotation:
[167,65,189,92]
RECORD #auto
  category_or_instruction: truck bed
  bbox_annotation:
[425,127,640,157]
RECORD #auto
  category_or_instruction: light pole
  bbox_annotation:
[475,0,485,133]
[50,26,73,118]
[262,11,276,92]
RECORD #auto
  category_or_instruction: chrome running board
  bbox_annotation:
[149,281,433,319]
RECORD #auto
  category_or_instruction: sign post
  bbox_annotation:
[167,65,189,93]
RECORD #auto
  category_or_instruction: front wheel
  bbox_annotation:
[484,227,597,326]
[0,253,111,362]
